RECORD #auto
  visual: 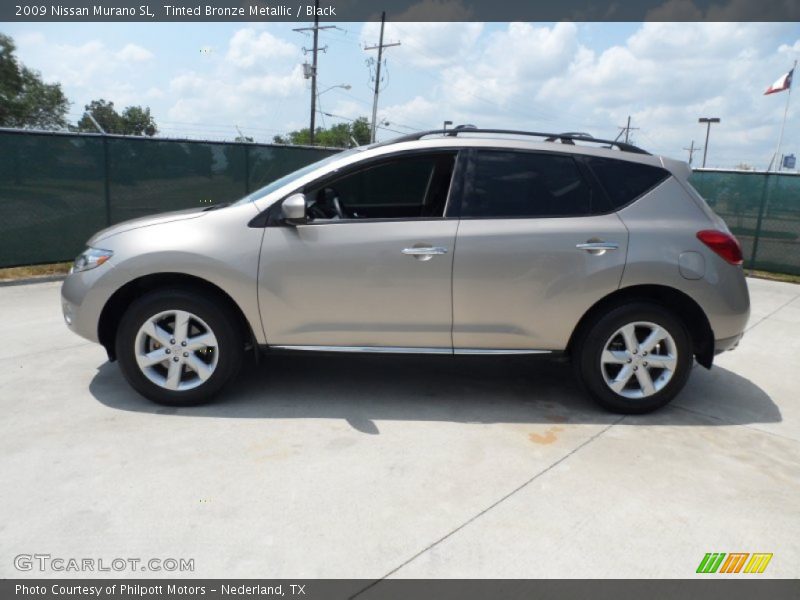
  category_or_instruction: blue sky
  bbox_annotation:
[2,21,798,168]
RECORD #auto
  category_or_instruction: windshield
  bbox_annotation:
[233,149,357,206]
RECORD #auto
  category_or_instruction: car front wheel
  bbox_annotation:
[115,288,244,405]
[575,302,693,414]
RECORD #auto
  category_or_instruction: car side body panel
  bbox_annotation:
[617,177,750,342]
[258,219,458,348]
[452,213,629,350]
[61,203,267,345]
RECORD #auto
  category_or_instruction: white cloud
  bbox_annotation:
[13,36,155,89]
[225,28,298,69]
[116,43,153,62]
[383,21,800,168]
[360,21,483,69]
[165,31,304,130]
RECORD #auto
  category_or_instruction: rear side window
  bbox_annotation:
[460,150,593,218]
[586,157,669,210]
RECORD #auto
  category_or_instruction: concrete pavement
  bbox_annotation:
[0,277,798,578]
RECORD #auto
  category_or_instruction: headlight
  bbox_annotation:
[71,248,113,273]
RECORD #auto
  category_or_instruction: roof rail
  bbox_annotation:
[376,127,650,154]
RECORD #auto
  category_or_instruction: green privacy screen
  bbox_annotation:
[2,129,800,274]
[0,130,338,268]
[691,170,800,275]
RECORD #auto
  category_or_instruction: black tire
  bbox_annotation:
[574,302,693,414]
[115,288,244,406]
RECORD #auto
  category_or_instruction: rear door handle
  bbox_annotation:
[402,247,448,256]
[576,241,619,255]
[402,246,448,261]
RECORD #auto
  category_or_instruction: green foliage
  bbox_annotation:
[76,99,157,136]
[0,33,70,129]
[273,117,372,148]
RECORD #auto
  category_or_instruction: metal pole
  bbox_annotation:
[625,116,631,144]
[771,60,795,173]
[102,135,111,226]
[244,144,250,195]
[702,122,711,168]
[749,174,771,273]
[370,12,386,144]
[309,0,319,146]
[698,118,719,168]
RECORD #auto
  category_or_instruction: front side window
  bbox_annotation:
[460,150,593,218]
[304,153,456,221]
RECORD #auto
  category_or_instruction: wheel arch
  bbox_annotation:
[98,273,256,361]
[567,284,714,368]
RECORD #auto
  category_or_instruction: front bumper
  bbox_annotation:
[60,263,116,344]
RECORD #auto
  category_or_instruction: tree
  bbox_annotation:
[273,116,372,148]
[76,99,157,136]
[120,105,157,136]
[77,99,121,133]
[0,33,70,129]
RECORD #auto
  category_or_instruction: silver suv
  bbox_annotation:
[61,128,750,413]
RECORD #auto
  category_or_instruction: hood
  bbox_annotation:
[88,207,209,245]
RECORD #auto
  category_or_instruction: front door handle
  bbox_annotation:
[402,246,448,261]
[576,241,619,255]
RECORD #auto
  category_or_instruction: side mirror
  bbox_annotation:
[281,193,307,224]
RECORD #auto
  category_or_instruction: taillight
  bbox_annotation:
[697,230,743,265]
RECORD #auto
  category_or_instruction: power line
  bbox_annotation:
[318,110,409,135]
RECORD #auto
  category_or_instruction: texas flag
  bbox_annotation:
[765,69,794,95]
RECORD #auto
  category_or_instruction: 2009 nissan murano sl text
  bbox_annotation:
[61,127,750,414]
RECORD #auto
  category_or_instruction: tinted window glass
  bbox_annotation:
[461,151,592,218]
[306,153,454,220]
[586,156,669,210]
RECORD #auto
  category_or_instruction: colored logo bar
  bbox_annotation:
[697,553,773,574]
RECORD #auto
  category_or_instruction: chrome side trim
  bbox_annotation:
[454,349,553,355]
[271,345,452,354]
[271,345,553,356]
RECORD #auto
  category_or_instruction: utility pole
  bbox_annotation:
[365,11,400,143]
[294,0,335,146]
[618,115,639,144]
[698,117,721,168]
[683,140,701,166]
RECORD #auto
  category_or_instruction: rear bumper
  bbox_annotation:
[714,332,744,355]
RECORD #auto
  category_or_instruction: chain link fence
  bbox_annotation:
[0,129,337,268]
[1,129,799,274]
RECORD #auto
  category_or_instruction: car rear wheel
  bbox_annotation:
[115,289,243,405]
[575,302,693,414]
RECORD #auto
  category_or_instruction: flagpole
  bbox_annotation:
[770,59,796,172]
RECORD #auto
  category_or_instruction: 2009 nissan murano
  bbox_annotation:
[61,127,750,413]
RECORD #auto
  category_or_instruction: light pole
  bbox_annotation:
[316,84,351,128]
[443,120,453,133]
[698,117,720,168]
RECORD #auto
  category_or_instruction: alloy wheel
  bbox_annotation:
[134,310,219,391]
[600,321,678,399]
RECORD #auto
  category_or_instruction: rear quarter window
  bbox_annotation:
[586,156,670,210]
